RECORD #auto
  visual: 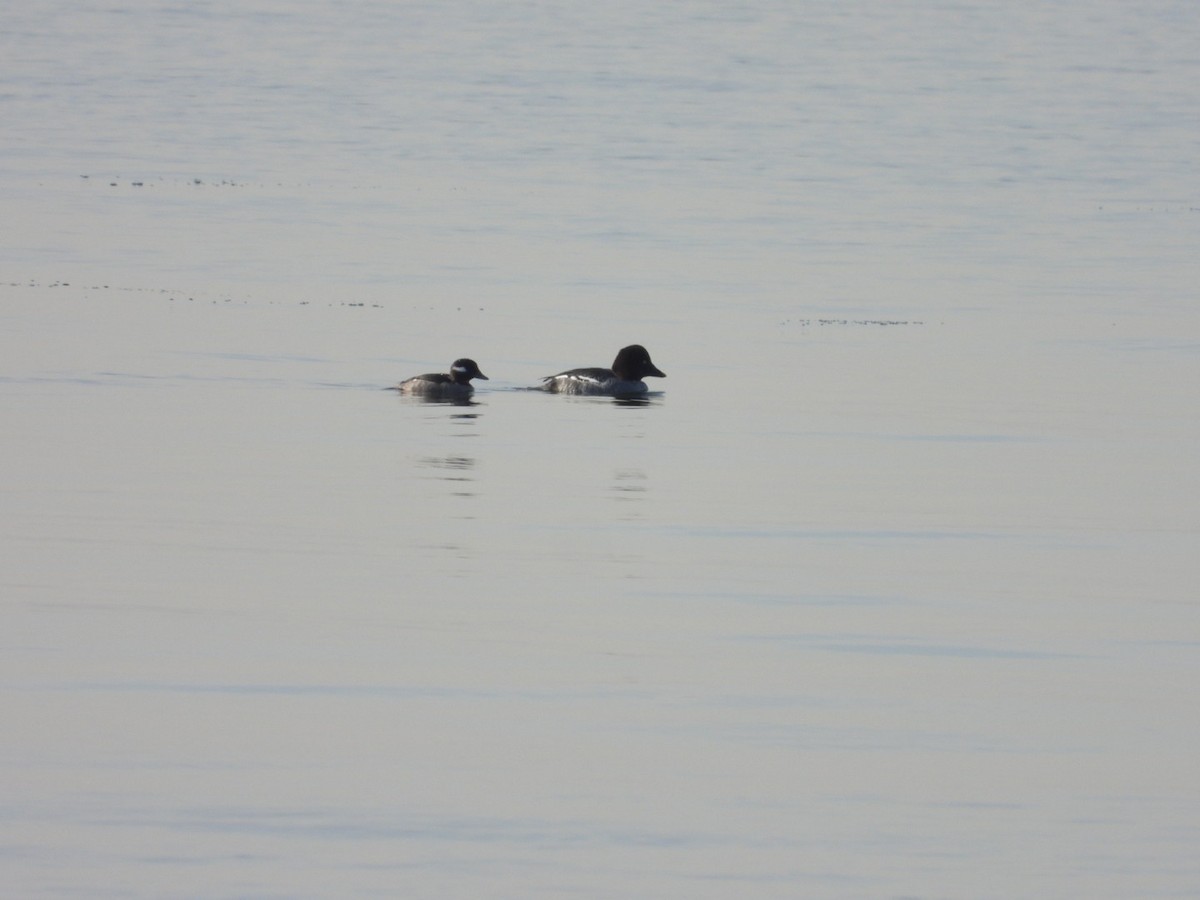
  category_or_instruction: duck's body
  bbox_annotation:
[393,358,488,399]
[541,345,665,396]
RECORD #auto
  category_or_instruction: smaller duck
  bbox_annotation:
[392,358,489,399]
[541,345,665,396]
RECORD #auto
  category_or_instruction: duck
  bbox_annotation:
[391,358,488,398]
[541,345,665,396]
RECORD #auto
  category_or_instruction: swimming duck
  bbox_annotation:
[541,345,665,396]
[392,358,489,398]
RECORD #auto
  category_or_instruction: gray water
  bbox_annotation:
[3,1,1199,897]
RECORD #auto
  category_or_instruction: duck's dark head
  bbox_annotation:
[611,345,665,381]
[449,358,489,385]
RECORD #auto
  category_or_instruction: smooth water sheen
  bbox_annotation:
[3,1,1199,897]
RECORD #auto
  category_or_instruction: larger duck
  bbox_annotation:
[540,345,665,396]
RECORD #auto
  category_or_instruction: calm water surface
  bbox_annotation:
[3,1,1199,897]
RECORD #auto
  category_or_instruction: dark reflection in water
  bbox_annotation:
[610,466,649,521]
[417,455,477,497]
[610,398,654,515]
[542,392,663,407]
[399,395,484,510]
[394,393,481,408]
[612,394,663,407]
[610,468,648,500]
[417,455,476,471]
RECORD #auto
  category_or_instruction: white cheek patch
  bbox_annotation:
[452,365,469,374]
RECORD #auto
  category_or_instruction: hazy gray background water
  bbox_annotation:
[3,1,1198,897]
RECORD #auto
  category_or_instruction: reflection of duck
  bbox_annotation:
[419,455,476,479]
[418,456,475,474]
[610,467,650,522]
[611,468,648,497]
[417,456,478,500]
[391,358,488,399]
[541,345,665,397]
